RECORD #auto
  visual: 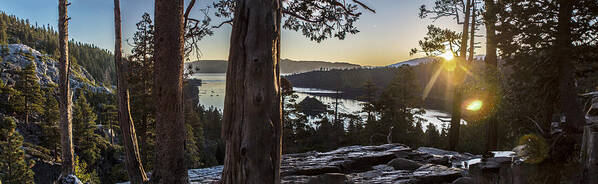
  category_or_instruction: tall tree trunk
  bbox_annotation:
[448,0,472,151]
[114,0,149,183]
[153,0,188,183]
[484,0,498,153]
[221,0,282,183]
[57,0,75,181]
[468,0,476,62]
[556,0,584,133]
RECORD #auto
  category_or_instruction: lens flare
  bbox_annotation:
[466,100,483,111]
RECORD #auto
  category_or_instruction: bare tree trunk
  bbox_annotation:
[468,0,476,62]
[484,0,498,153]
[57,0,75,180]
[448,0,472,151]
[556,0,584,133]
[114,0,149,183]
[483,0,497,68]
[152,0,188,183]
[221,0,282,183]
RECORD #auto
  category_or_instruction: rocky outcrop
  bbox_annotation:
[169,144,476,184]
[0,44,111,93]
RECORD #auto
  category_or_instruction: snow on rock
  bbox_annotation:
[0,44,111,94]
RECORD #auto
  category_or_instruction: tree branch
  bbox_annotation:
[184,0,197,28]
[212,19,233,29]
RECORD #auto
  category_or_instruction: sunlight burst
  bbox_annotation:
[439,51,454,61]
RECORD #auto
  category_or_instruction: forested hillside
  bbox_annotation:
[286,60,456,111]
[185,58,361,74]
[0,12,115,85]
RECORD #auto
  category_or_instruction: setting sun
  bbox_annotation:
[466,100,483,111]
[439,51,454,61]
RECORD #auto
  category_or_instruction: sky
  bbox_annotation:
[1,0,473,66]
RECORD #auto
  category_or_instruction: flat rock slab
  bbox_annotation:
[115,144,473,184]
[119,144,471,184]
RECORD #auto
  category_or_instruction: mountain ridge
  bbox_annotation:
[185,59,361,74]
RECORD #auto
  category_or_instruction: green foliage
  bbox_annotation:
[359,80,378,122]
[0,117,35,184]
[410,25,461,56]
[74,155,100,184]
[0,80,19,115]
[14,62,43,124]
[41,86,60,158]
[376,66,425,146]
[72,94,101,166]
[128,13,158,169]
[0,18,7,44]
[185,100,204,168]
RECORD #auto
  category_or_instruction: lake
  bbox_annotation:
[190,73,457,131]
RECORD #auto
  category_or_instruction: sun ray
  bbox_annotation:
[422,64,444,100]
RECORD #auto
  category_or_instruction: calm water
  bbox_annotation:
[190,73,456,131]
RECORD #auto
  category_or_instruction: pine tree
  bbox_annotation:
[0,117,35,184]
[360,80,378,121]
[14,62,43,125]
[0,80,19,115]
[72,94,100,166]
[128,12,156,171]
[99,104,118,145]
[0,19,7,44]
[41,86,61,159]
[377,66,423,145]
[73,155,99,184]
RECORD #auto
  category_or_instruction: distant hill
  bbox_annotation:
[185,59,361,74]
[387,55,486,68]
[387,57,437,67]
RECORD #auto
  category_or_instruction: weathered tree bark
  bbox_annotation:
[221,0,282,183]
[152,0,188,183]
[57,0,75,181]
[556,0,584,133]
[448,0,472,151]
[468,0,476,62]
[484,0,498,153]
[114,0,149,183]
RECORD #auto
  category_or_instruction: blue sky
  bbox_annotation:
[1,0,470,66]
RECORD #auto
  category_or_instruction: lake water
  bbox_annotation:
[191,73,456,132]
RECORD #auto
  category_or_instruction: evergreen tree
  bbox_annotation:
[184,99,203,169]
[72,94,100,166]
[128,12,156,171]
[73,155,99,184]
[424,123,442,148]
[14,62,43,125]
[0,19,7,44]
[41,86,60,159]
[0,80,19,115]
[360,80,379,122]
[99,104,118,145]
[377,66,424,146]
[0,117,35,184]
